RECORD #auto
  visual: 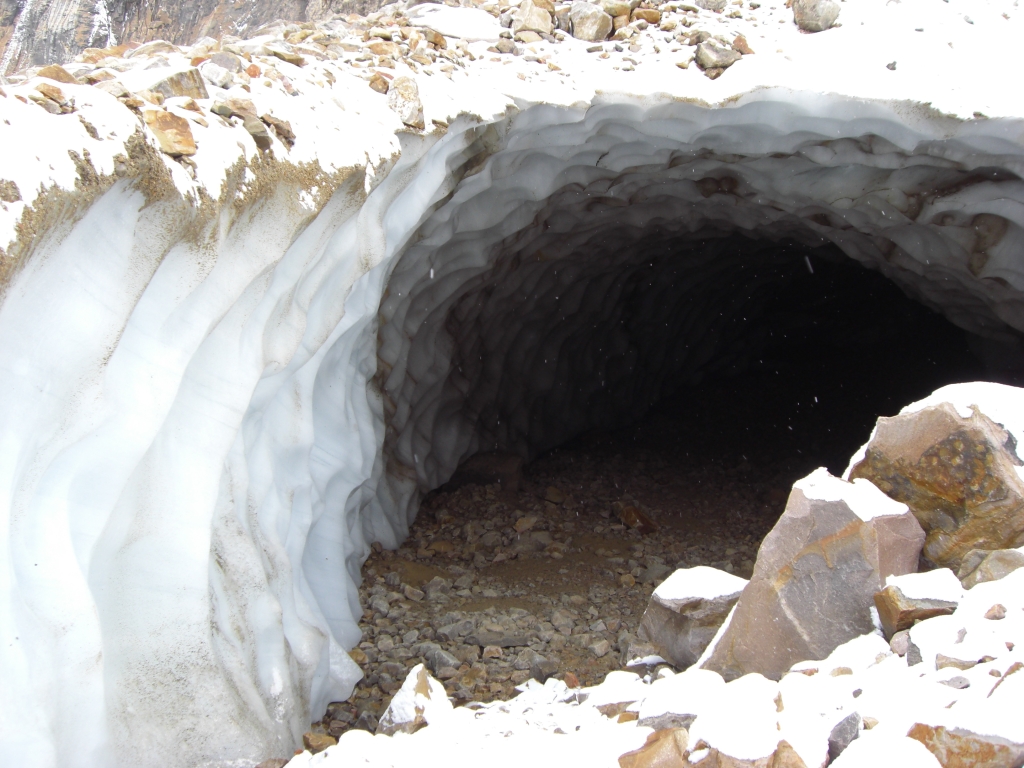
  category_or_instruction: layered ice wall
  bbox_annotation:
[1,5,1024,765]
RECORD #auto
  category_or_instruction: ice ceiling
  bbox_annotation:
[3,92,1024,768]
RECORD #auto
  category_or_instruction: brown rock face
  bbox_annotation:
[618,728,689,768]
[849,402,1024,571]
[957,547,1024,589]
[701,468,924,681]
[873,585,958,638]
[907,723,1024,768]
[143,109,196,156]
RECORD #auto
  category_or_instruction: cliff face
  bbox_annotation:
[0,0,383,74]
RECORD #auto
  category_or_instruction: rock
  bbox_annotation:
[424,645,461,675]
[848,402,1024,572]
[873,570,961,638]
[211,97,256,119]
[377,664,452,735]
[513,647,545,670]
[935,654,976,671]
[638,562,673,584]
[369,72,390,94]
[544,486,566,504]
[37,64,78,83]
[695,0,727,10]
[598,0,632,17]
[569,2,614,41]
[143,110,197,156]
[242,114,273,151]
[423,576,451,600]
[618,728,689,768]
[403,584,425,602]
[386,76,424,130]
[302,732,336,754]
[908,723,1024,768]
[985,603,1007,620]
[515,515,539,533]
[637,566,747,670]
[792,0,840,32]
[255,760,289,768]
[128,66,210,101]
[695,41,741,70]
[958,548,1024,589]
[467,629,530,647]
[829,712,862,762]
[701,468,925,681]
[939,675,971,689]
[632,9,661,24]
[732,34,754,55]
[266,43,305,66]
[890,630,911,657]
[617,503,658,534]
[590,638,611,657]
[367,41,400,57]
[210,51,242,72]
[353,710,378,732]
[262,114,294,147]
[200,61,234,88]
[512,0,554,35]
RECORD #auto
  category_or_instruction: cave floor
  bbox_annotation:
[321,389,830,738]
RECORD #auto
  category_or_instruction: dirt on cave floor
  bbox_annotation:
[314,365,874,739]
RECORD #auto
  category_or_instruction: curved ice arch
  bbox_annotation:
[0,91,1022,768]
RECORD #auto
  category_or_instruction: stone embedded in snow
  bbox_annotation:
[200,61,234,89]
[907,724,1024,768]
[143,109,197,156]
[376,664,453,736]
[828,712,862,762]
[873,569,963,638]
[617,728,689,768]
[792,0,840,32]
[569,2,613,41]
[386,76,425,130]
[512,0,554,35]
[637,566,747,670]
[242,114,273,151]
[37,64,78,84]
[118,64,209,101]
[848,402,1024,572]
[695,41,742,71]
[696,0,727,10]
[702,468,924,681]
[958,547,1024,589]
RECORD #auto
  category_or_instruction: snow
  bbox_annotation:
[792,468,910,521]
[405,4,505,42]
[652,565,748,605]
[830,733,941,768]
[1,1,1024,766]
[885,569,965,603]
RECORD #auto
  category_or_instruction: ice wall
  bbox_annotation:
[1,87,1024,768]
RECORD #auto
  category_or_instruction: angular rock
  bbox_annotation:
[255,760,289,768]
[702,468,925,681]
[907,723,1024,768]
[598,0,631,17]
[377,664,452,735]
[618,728,689,768]
[512,0,554,35]
[637,566,747,670]
[242,114,273,151]
[696,0,727,10]
[957,547,1024,589]
[124,66,209,101]
[874,570,961,638]
[829,712,862,762]
[200,61,234,88]
[793,0,840,32]
[467,629,530,647]
[302,732,336,754]
[848,402,1024,571]
[569,2,614,41]
[143,110,197,156]
[695,41,741,70]
[37,64,78,83]
[387,76,425,130]
[617,502,658,534]
[632,9,661,24]
[262,114,295,147]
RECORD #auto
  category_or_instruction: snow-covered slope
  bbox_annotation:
[1,1,1024,766]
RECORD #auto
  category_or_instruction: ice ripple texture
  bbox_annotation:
[1,92,1023,768]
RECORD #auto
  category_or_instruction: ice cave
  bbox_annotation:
[2,5,1024,765]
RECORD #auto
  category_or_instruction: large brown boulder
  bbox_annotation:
[848,402,1024,571]
[701,468,924,681]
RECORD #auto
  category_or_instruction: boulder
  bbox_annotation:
[143,110,197,156]
[569,2,614,41]
[637,566,747,669]
[376,664,452,735]
[387,77,424,130]
[695,0,727,10]
[792,0,840,32]
[957,547,1024,589]
[512,0,554,35]
[120,65,209,101]
[873,569,962,638]
[848,402,1024,571]
[907,724,1024,768]
[701,468,925,681]
[618,728,689,768]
